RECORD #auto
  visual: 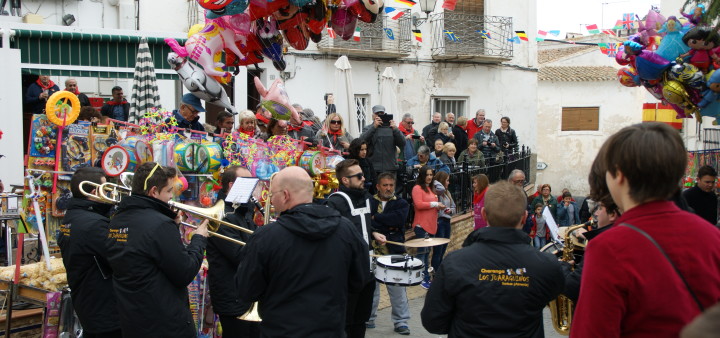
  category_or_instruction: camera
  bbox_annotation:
[380,114,393,127]
[411,134,421,139]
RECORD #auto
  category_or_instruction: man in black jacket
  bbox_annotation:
[236,166,369,336]
[360,105,405,176]
[106,162,209,338]
[58,167,121,338]
[100,86,130,122]
[682,165,718,225]
[207,165,259,337]
[326,159,386,338]
[366,172,412,335]
[421,181,564,337]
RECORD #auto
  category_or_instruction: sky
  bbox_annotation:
[537,0,663,37]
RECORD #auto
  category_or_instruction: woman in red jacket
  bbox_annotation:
[413,165,445,289]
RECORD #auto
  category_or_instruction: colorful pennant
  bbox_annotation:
[326,25,336,39]
[514,31,528,41]
[536,30,547,41]
[508,36,521,44]
[444,30,459,42]
[412,29,423,42]
[353,27,361,42]
[548,30,560,37]
[477,30,491,39]
[586,24,600,34]
[395,0,416,7]
[602,29,616,36]
[622,13,635,29]
[442,0,457,11]
[384,7,405,20]
[384,28,395,40]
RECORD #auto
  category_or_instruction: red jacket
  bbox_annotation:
[528,214,551,240]
[571,200,720,338]
[466,118,484,140]
[412,185,439,235]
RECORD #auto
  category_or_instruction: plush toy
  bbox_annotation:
[167,52,237,114]
[254,76,302,124]
[680,26,720,74]
[166,20,246,84]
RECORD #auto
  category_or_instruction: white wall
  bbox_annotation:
[536,80,644,196]
[0,46,25,188]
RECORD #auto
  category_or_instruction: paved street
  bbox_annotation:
[367,285,565,338]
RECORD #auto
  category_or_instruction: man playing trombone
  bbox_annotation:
[105,162,209,337]
[207,165,259,337]
[58,167,122,338]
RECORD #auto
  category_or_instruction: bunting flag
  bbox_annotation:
[548,30,561,37]
[607,43,620,57]
[585,24,600,34]
[477,30,491,39]
[326,25,336,39]
[508,36,521,44]
[536,30,547,41]
[622,13,635,29]
[444,29,459,42]
[612,19,624,29]
[598,42,609,54]
[412,29,423,42]
[602,29,616,36]
[384,28,395,40]
[384,7,405,20]
[514,31,528,41]
[442,0,457,11]
[394,0,416,7]
[353,27,361,42]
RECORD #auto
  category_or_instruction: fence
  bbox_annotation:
[397,146,532,216]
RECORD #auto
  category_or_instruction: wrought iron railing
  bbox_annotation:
[429,13,513,59]
[317,10,412,56]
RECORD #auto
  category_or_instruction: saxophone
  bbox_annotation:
[547,224,586,335]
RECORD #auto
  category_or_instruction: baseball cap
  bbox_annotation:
[182,93,205,113]
[372,105,385,114]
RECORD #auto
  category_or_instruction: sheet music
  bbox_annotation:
[543,206,562,243]
[225,177,260,205]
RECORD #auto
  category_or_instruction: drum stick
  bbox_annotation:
[384,240,405,246]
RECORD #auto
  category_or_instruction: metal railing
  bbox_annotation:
[317,11,412,56]
[398,146,532,215]
[429,13,513,60]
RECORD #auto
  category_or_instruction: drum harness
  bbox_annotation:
[330,191,373,270]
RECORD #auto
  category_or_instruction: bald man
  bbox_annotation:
[236,167,370,337]
[208,165,260,337]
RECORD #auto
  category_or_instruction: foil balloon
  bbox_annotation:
[635,50,671,81]
[641,79,664,100]
[276,6,311,50]
[254,77,302,124]
[662,80,698,118]
[198,0,232,11]
[656,16,690,61]
[617,67,640,87]
[204,0,250,19]
[668,62,704,92]
[256,18,287,71]
[304,0,327,43]
[248,0,289,20]
[167,52,237,114]
[699,70,720,109]
[331,6,358,41]
[349,0,384,24]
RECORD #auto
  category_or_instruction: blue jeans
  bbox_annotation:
[431,218,451,272]
[367,282,410,328]
[533,236,547,249]
[413,226,433,282]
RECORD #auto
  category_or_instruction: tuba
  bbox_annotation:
[547,223,587,335]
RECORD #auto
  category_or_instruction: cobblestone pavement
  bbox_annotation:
[368,284,564,338]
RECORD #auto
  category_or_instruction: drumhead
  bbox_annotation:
[376,255,423,270]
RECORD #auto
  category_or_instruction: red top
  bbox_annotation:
[571,200,720,338]
[412,185,439,234]
[466,118,483,139]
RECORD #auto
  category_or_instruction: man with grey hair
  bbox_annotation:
[508,169,526,187]
[467,109,486,139]
[64,78,91,107]
[398,113,424,161]
[406,145,450,174]
[445,113,455,127]
[423,112,442,147]
[361,105,405,176]
[474,119,501,165]
[236,167,369,336]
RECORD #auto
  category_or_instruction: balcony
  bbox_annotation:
[317,10,412,58]
[430,14,513,62]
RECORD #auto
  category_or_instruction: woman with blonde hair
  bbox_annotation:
[472,174,490,229]
[439,142,457,170]
[236,110,264,139]
[316,113,353,152]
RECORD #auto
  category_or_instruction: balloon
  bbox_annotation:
[254,77,301,124]
[167,52,237,114]
[225,34,265,66]
[635,50,671,81]
[303,0,327,42]
[248,0,289,20]
[256,18,287,71]
[198,0,231,11]
[350,0,384,23]
[331,7,358,41]
[204,0,249,19]
[699,70,720,108]
[615,50,631,66]
[275,5,310,50]
[165,20,246,84]
[656,16,690,61]
[617,67,640,87]
[662,80,698,117]
[219,12,252,35]
[668,62,704,92]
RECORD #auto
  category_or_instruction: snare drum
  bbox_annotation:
[298,151,326,176]
[101,145,135,177]
[373,255,424,287]
[196,143,222,173]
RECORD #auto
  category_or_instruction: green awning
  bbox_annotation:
[11,29,187,80]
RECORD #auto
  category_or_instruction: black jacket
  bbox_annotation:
[24,82,60,114]
[561,224,615,302]
[451,125,468,159]
[207,202,257,316]
[100,102,130,122]
[106,194,207,338]
[422,227,565,338]
[57,198,120,334]
[682,185,718,225]
[326,185,374,242]
[422,122,440,146]
[360,124,405,173]
[236,204,370,337]
[370,196,409,254]
[495,127,519,154]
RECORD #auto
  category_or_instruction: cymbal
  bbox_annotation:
[403,237,451,248]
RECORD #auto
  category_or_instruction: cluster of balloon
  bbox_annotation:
[615,5,720,122]
[254,76,302,124]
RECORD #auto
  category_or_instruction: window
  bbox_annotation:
[432,97,467,120]
[561,107,599,131]
[354,94,370,132]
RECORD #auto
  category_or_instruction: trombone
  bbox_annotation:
[79,181,131,204]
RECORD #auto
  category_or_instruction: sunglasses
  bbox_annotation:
[405,121,414,124]
[345,172,364,180]
[330,120,342,125]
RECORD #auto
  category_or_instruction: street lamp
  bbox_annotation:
[412,0,437,27]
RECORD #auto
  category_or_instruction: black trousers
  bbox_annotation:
[219,315,260,338]
[83,329,122,338]
[345,281,376,338]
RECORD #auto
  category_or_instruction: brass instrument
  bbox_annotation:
[547,224,586,335]
[79,181,132,203]
[263,173,277,225]
[168,200,255,237]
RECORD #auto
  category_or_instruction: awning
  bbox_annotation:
[10,29,186,80]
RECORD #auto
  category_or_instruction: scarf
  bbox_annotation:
[288,124,303,132]
[106,99,128,106]
[373,193,397,213]
[398,123,414,136]
[240,128,255,137]
[37,78,56,90]
[64,87,80,95]
[473,187,487,206]
[255,112,269,124]
[328,129,343,142]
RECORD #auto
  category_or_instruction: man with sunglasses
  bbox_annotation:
[398,113,424,162]
[326,159,387,338]
[172,93,206,132]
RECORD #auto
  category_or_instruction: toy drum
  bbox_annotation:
[135,139,153,165]
[195,143,222,173]
[174,142,199,172]
[373,255,424,287]
[325,154,344,170]
[101,145,136,177]
[298,151,326,176]
[152,140,176,167]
